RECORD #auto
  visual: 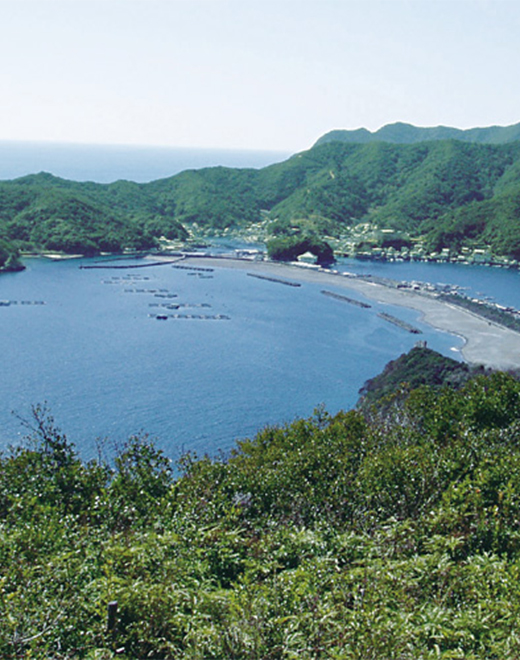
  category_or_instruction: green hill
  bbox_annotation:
[0,172,187,256]
[3,133,520,261]
[357,345,475,407]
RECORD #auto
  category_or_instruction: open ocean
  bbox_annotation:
[0,140,291,183]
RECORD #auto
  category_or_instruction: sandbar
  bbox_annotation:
[181,255,520,371]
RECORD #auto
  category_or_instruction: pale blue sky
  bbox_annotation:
[1,0,519,152]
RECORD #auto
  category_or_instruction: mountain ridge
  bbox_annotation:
[3,133,520,264]
[315,121,520,147]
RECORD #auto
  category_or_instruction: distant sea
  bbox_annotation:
[0,141,292,183]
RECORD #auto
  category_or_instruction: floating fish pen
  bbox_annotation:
[151,313,230,321]
[180,303,211,308]
[378,312,422,334]
[172,264,214,272]
[321,290,371,308]
[247,273,301,287]
[0,300,45,306]
[124,288,172,295]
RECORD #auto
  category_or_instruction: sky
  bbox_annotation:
[1,0,519,153]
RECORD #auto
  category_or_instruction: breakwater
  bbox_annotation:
[80,260,180,269]
[321,290,371,308]
[247,272,301,287]
[172,264,214,273]
[378,312,422,334]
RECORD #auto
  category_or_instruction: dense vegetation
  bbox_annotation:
[5,353,520,658]
[357,345,476,406]
[3,129,520,260]
[266,234,334,263]
[0,174,188,256]
[0,237,23,271]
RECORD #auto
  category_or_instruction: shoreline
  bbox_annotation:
[179,255,520,371]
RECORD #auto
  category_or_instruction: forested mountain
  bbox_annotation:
[315,121,520,146]
[2,134,520,260]
[5,353,520,657]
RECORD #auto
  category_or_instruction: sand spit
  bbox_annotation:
[179,256,520,371]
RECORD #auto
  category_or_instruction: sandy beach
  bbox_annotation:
[181,255,520,371]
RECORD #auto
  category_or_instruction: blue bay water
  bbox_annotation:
[1,256,463,460]
[2,143,520,460]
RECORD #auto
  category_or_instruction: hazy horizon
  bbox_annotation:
[1,1,520,153]
[0,140,292,183]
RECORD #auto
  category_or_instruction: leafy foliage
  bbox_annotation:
[358,345,476,407]
[4,357,520,656]
[0,237,22,270]
[0,174,186,255]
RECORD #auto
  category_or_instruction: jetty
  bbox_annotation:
[247,272,301,287]
[80,260,179,269]
[321,289,371,308]
[172,264,214,273]
[378,312,422,334]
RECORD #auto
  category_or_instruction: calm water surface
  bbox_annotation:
[4,145,519,460]
[1,256,464,460]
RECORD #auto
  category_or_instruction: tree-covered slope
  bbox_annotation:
[5,360,520,657]
[0,173,187,255]
[257,140,520,258]
[2,136,520,259]
[357,344,475,407]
